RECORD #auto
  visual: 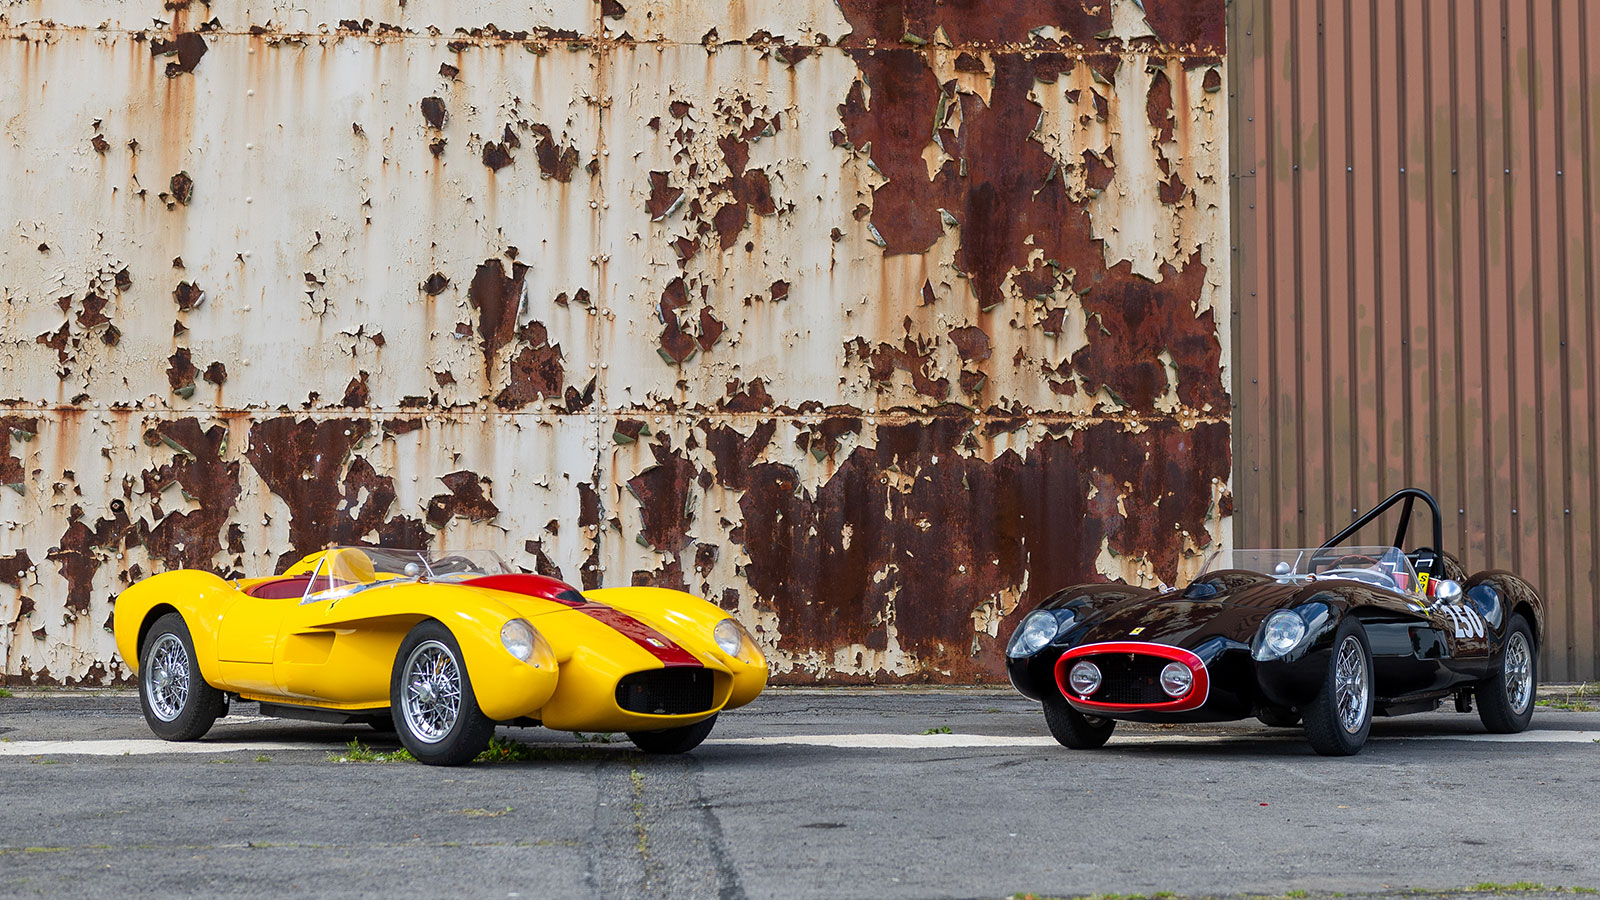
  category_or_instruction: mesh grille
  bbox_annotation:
[615,668,715,715]
[1083,653,1172,705]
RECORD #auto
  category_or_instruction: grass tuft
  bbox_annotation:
[921,725,954,735]
[329,739,413,764]
[476,736,627,763]
[0,688,14,699]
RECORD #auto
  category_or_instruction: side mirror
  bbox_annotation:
[1435,579,1462,603]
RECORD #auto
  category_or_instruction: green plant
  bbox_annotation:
[0,688,14,699]
[329,739,413,763]
[922,725,953,735]
[254,754,271,763]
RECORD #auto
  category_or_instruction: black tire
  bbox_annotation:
[627,714,717,754]
[1042,693,1116,749]
[138,612,225,741]
[1256,706,1302,728]
[1304,616,1374,756]
[389,621,496,766]
[1478,614,1537,733]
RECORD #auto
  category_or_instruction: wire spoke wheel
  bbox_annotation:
[1502,631,1533,716]
[137,613,223,741]
[1304,617,1372,756]
[1333,636,1369,734]
[400,641,462,743]
[144,633,192,722]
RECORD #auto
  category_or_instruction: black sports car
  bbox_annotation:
[1006,489,1543,755]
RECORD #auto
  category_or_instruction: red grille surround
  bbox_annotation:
[1053,641,1210,713]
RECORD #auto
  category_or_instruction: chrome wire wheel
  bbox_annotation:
[1503,631,1533,715]
[1334,635,1370,735]
[144,632,191,722]
[400,640,462,743]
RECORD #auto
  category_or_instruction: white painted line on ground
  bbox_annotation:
[0,740,334,757]
[711,730,1600,749]
[1,730,1595,758]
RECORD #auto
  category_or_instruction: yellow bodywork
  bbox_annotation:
[113,551,766,732]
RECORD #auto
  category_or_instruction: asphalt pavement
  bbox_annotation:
[1,686,1597,900]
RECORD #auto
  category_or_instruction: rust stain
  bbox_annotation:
[425,471,499,528]
[466,258,530,380]
[245,418,428,570]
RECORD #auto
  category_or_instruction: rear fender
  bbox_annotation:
[112,571,238,684]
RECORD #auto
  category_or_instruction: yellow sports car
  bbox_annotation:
[112,547,767,765]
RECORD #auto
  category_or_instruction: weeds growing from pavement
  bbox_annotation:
[329,739,413,763]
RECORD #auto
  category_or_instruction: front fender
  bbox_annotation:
[293,582,559,720]
[585,586,768,711]
[1465,570,1544,649]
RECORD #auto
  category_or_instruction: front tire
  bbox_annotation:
[627,714,717,754]
[1478,615,1536,733]
[1303,617,1373,756]
[390,621,496,766]
[138,612,224,741]
[1042,693,1115,749]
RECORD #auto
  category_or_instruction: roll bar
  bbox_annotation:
[1317,488,1444,557]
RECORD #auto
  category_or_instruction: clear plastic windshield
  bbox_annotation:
[1197,546,1421,594]
[301,547,511,603]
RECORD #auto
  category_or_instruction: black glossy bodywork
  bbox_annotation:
[1007,490,1545,725]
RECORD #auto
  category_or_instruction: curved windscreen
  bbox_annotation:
[301,547,511,603]
[1198,546,1421,595]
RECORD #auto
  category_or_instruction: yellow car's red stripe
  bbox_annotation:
[465,574,701,668]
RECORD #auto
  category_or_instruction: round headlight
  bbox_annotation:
[1006,610,1065,658]
[714,618,746,657]
[1256,609,1308,660]
[1068,660,1102,696]
[1160,662,1194,697]
[501,618,536,662]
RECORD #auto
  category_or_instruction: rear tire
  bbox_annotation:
[1477,615,1536,733]
[390,621,495,766]
[138,613,225,741]
[1304,617,1373,756]
[626,714,717,754]
[1042,693,1115,749]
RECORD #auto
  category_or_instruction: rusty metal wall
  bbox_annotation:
[0,0,1230,685]
[1232,0,1600,680]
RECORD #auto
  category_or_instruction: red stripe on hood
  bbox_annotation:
[463,574,701,668]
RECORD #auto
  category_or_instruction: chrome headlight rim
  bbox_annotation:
[1159,661,1194,697]
[1253,609,1310,661]
[1067,660,1102,696]
[501,618,537,663]
[714,617,759,662]
[1006,609,1074,659]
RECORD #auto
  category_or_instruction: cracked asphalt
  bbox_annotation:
[1,687,1597,900]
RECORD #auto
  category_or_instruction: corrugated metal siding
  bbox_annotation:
[1232,0,1600,680]
[0,0,1232,685]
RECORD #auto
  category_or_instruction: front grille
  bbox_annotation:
[615,668,714,715]
[1083,653,1170,705]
